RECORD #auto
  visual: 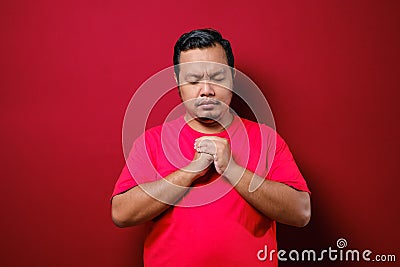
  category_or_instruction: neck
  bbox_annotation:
[184,112,234,134]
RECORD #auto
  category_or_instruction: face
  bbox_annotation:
[177,44,234,124]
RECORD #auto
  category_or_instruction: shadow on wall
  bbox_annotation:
[231,86,347,266]
[277,177,338,267]
[277,165,360,267]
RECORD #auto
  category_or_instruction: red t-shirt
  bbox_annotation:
[112,115,310,266]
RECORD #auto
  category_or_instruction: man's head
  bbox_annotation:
[173,29,235,126]
[173,28,234,78]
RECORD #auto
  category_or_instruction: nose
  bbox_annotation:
[199,80,215,97]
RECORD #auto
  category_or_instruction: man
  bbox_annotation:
[111,28,310,266]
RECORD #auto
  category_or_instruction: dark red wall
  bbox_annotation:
[1,1,399,266]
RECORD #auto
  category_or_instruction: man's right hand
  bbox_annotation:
[182,151,214,180]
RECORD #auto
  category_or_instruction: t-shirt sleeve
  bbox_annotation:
[266,133,310,193]
[111,164,138,198]
[111,133,158,198]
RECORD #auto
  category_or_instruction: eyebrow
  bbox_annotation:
[184,73,204,80]
[184,69,226,80]
[209,69,226,77]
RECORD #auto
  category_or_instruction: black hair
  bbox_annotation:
[173,28,234,79]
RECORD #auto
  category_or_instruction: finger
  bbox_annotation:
[196,139,217,155]
[196,136,224,142]
[194,137,222,151]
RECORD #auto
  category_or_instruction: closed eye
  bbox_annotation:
[212,75,225,82]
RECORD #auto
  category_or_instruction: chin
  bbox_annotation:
[196,117,217,123]
[195,112,221,122]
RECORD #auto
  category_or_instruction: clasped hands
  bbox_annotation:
[184,136,242,181]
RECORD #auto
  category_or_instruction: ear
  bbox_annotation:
[174,72,182,98]
[232,68,237,79]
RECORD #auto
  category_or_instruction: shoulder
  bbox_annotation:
[141,116,185,142]
[235,116,290,151]
[237,117,276,138]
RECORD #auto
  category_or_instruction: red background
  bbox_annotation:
[1,1,399,266]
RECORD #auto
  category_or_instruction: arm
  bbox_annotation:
[224,165,310,227]
[195,136,311,227]
[111,152,213,227]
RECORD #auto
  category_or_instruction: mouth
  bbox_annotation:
[195,99,221,107]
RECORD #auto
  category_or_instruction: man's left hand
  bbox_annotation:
[194,136,240,177]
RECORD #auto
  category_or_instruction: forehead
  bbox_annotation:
[178,45,230,77]
[179,44,228,65]
[180,62,229,78]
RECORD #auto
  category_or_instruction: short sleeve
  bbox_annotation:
[266,133,310,193]
[111,133,158,198]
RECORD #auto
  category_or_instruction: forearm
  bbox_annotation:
[224,165,311,227]
[112,152,213,227]
[111,169,195,227]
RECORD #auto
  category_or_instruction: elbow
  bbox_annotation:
[294,205,311,227]
[112,207,142,228]
[111,199,140,228]
[294,193,311,227]
[112,216,129,228]
[111,205,130,228]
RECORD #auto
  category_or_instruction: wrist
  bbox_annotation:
[180,162,206,182]
[223,163,245,184]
